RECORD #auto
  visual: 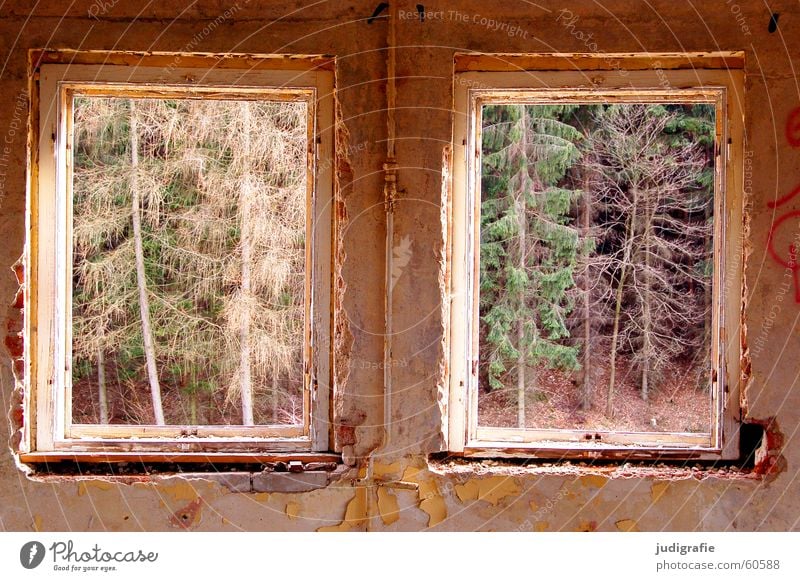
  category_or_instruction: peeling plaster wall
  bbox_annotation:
[1,0,799,532]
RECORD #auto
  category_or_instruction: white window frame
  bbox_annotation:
[447,54,744,460]
[24,55,334,460]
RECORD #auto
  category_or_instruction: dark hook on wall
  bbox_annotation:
[368,2,390,24]
[769,13,780,33]
[417,4,425,22]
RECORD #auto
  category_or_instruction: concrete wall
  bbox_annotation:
[1,0,798,531]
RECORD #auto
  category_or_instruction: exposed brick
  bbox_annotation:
[7,316,22,334]
[5,334,23,357]
[12,289,23,309]
[336,424,356,446]
[13,260,24,285]
[252,471,328,493]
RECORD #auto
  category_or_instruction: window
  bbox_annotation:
[447,54,744,459]
[24,54,334,460]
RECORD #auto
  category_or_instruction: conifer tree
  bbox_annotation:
[479,104,584,427]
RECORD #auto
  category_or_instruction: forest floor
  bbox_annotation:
[478,355,711,433]
[72,361,302,426]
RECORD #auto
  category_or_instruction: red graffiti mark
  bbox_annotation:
[767,210,800,302]
[787,108,800,148]
[768,183,800,209]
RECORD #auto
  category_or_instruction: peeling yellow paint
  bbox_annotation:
[575,520,597,532]
[581,475,608,489]
[317,487,367,532]
[534,522,549,532]
[373,462,402,479]
[529,500,539,511]
[616,519,640,532]
[651,481,669,503]
[455,476,521,506]
[377,488,400,525]
[161,480,201,503]
[33,515,42,532]
[455,480,479,502]
[253,492,270,503]
[420,496,446,527]
[77,481,115,496]
[401,466,447,527]
[286,501,301,520]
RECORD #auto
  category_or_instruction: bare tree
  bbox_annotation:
[584,105,709,416]
[129,100,166,425]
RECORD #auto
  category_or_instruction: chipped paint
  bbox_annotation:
[376,488,400,525]
[285,501,301,520]
[616,519,640,532]
[169,498,203,529]
[580,475,608,489]
[1,2,798,536]
[401,466,447,527]
[651,481,670,503]
[455,476,521,506]
[576,520,598,532]
[317,487,367,532]
[77,481,115,496]
[160,479,201,503]
[373,461,402,479]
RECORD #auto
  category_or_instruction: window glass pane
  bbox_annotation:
[477,102,715,434]
[70,96,308,426]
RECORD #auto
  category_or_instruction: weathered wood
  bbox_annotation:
[454,52,745,73]
[30,57,335,455]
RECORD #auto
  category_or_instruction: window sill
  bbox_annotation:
[428,455,768,481]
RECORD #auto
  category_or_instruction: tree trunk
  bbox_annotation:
[239,102,255,426]
[641,191,653,402]
[189,392,197,425]
[516,197,527,429]
[606,265,627,418]
[130,100,165,426]
[580,174,592,411]
[606,201,637,418]
[701,196,713,390]
[272,372,280,423]
[97,347,109,424]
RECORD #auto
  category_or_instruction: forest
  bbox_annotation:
[70,95,308,427]
[476,101,716,434]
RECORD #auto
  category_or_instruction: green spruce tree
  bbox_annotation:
[479,104,584,427]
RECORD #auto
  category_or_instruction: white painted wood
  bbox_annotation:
[31,59,335,458]
[450,63,745,459]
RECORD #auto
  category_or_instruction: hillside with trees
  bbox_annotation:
[477,102,716,434]
[70,96,308,426]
